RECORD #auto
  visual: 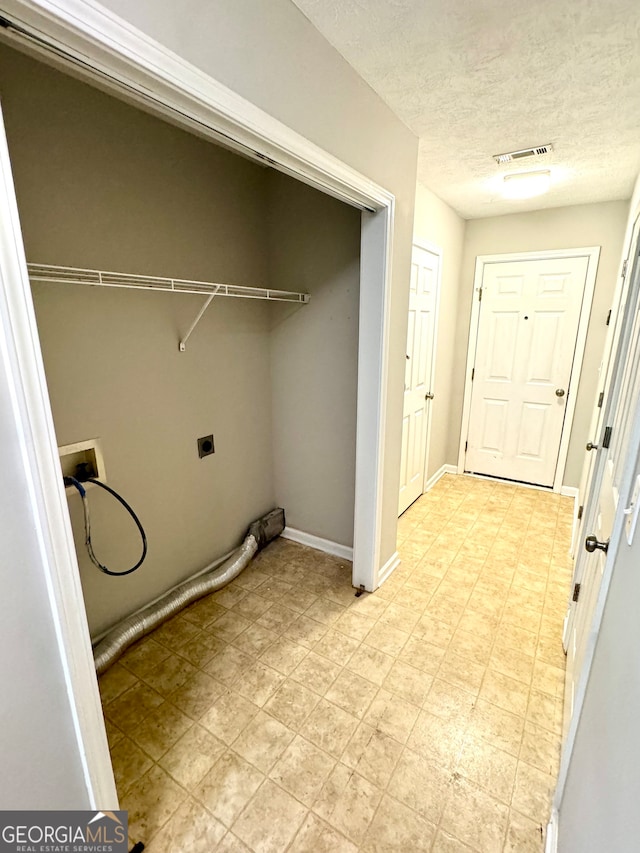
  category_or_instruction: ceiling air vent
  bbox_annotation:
[493,144,553,164]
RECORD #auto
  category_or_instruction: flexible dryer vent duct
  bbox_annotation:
[93,508,285,674]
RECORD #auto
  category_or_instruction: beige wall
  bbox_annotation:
[0,44,276,634]
[97,0,419,575]
[268,173,361,546]
[455,201,629,487]
[412,182,467,482]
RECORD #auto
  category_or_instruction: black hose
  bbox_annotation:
[64,476,147,576]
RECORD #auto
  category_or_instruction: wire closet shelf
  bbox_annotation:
[27,263,310,304]
[27,263,310,351]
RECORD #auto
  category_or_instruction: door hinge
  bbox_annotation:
[465,440,468,452]
[606,309,612,326]
[577,504,584,520]
[597,391,604,408]
[602,425,613,449]
[471,367,475,381]
[478,288,483,302]
[622,259,628,278]
[573,583,581,602]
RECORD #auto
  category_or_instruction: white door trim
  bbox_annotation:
[0,0,396,804]
[457,247,601,491]
[411,239,443,495]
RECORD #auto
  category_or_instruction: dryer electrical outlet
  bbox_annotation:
[59,438,106,490]
[197,435,215,458]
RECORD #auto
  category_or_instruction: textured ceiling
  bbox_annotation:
[290,0,640,218]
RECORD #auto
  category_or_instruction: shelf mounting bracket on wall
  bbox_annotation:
[26,264,311,353]
[179,288,219,352]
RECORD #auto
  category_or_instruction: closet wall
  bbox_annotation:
[268,173,361,547]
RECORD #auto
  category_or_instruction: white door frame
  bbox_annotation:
[457,247,600,491]
[0,0,397,806]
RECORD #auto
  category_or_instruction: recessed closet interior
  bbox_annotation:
[0,41,361,637]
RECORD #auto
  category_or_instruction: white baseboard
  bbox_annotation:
[561,486,580,558]
[560,485,579,499]
[282,527,353,561]
[377,550,401,587]
[545,809,558,853]
[424,463,456,493]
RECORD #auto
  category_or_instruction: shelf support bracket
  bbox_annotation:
[179,287,220,352]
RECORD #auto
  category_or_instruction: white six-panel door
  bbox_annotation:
[464,256,590,486]
[398,244,440,515]
[564,237,640,733]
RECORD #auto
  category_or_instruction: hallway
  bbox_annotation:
[99,474,572,852]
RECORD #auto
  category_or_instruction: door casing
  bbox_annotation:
[457,247,600,491]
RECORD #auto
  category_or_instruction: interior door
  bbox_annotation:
[465,256,590,486]
[564,236,640,734]
[566,215,640,592]
[398,244,439,515]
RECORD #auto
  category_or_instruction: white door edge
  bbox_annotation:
[0,0,397,802]
[457,247,601,491]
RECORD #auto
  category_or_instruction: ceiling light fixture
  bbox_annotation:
[502,169,551,200]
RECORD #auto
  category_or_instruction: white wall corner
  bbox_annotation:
[377,550,401,587]
[281,527,353,562]
[424,463,457,493]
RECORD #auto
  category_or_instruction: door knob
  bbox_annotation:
[585,535,609,554]
[555,388,566,397]
[425,392,434,400]
[586,441,598,451]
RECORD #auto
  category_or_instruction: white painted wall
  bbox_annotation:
[555,173,640,852]
[268,173,361,547]
[455,201,629,486]
[412,182,466,481]
[95,0,419,575]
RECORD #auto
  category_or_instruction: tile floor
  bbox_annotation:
[99,474,573,852]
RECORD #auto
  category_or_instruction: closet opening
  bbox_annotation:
[0,36,365,630]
